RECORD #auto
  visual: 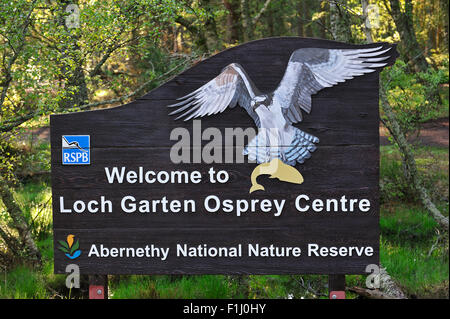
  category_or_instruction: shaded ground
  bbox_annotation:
[21,126,50,143]
[22,117,449,148]
[380,118,449,148]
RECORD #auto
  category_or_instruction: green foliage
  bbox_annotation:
[0,265,49,299]
[0,134,20,182]
[247,275,327,299]
[0,134,50,187]
[380,145,449,204]
[380,238,449,298]
[0,0,449,299]
[110,275,243,299]
[247,275,291,298]
[109,274,329,299]
[382,59,449,133]
[109,276,159,299]
[378,143,449,297]
[15,140,51,180]
[380,147,412,202]
[379,200,449,298]
[0,179,52,266]
[0,0,184,133]
[381,204,439,243]
[0,231,75,299]
[12,180,52,241]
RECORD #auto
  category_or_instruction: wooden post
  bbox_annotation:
[329,275,346,299]
[89,275,108,299]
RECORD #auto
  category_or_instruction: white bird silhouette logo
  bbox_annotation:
[62,136,88,152]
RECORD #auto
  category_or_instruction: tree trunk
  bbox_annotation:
[380,89,449,229]
[0,175,42,265]
[360,15,448,230]
[379,266,407,298]
[361,0,374,43]
[297,1,304,37]
[329,0,353,42]
[223,0,240,43]
[201,0,221,51]
[387,0,429,72]
[267,6,275,37]
[440,0,449,49]
[175,16,209,53]
[240,0,253,42]
[172,25,177,53]
[0,224,21,254]
[57,0,89,109]
[304,0,315,37]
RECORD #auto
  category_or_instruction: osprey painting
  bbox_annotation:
[168,46,392,167]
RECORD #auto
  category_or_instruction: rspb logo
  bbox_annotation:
[58,234,81,259]
[62,135,90,165]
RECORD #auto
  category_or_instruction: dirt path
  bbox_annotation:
[380,118,448,148]
[26,127,50,142]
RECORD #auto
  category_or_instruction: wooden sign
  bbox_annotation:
[51,37,398,275]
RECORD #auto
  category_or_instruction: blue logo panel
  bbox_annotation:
[62,135,90,165]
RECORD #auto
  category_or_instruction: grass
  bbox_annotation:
[381,204,440,243]
[380,145,449,205]
[0,265,49,299]
[110,275,245,299]
[378,145,449,298]
[0,179,62,299]
[380,239,449,298]
[380,203,449,298]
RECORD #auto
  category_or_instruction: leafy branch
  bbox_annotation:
[0,56,194,133]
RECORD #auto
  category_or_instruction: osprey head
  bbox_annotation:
[251,94,272,111]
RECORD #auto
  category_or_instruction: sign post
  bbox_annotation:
[51,37,397,299]
[329,275,346,299]
[88,275,107,299]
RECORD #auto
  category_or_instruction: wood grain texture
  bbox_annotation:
[51,37,397,275]
[54,228,379,275]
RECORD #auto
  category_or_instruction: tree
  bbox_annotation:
[239,0,273,42]
[176,0,223,53]
[329,0,353,42]
[0,0,185,265]
[384,0,429,72]
[0,0,42,264]
[361,0,374,43]
[441,0,449,49]
[223,0,241,43]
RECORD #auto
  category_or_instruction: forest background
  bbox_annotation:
[0,0,448,299]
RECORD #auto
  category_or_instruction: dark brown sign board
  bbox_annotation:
[51,37,398,275]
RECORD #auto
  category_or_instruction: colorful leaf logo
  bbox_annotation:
[58,234,81,259]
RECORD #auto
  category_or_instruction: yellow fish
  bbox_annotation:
[67,234,75,248]
[250,158,304,193]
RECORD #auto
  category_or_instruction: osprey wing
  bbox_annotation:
[168,63,261,127]
[273,46,392,124]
